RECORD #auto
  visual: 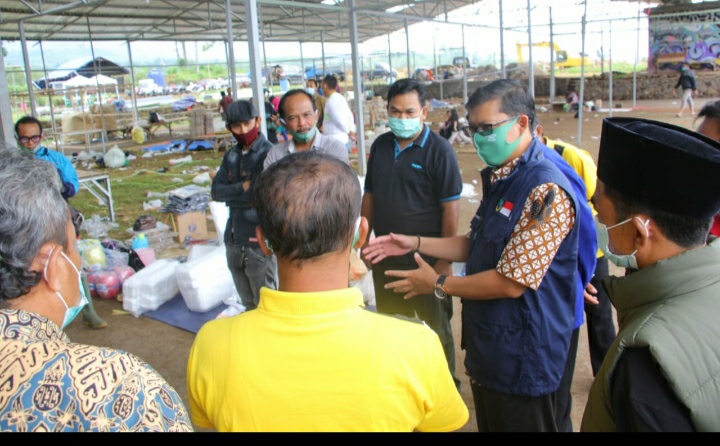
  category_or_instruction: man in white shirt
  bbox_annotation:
[264,89,348,169]
[320,75,354,148]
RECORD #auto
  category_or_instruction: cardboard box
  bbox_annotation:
[174,211,208,243]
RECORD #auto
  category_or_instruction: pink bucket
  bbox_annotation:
[135,247,156,267]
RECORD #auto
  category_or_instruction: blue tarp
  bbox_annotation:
[142,140,214,152]
[171,95,197,112]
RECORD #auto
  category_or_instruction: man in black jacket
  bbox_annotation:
[673,62,698,118]
[211,100,278,311]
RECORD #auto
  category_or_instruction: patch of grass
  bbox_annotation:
[72,150,222,242]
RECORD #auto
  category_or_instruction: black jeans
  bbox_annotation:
[471,379,559,432]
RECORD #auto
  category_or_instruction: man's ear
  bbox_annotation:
[39,244,64,292]
[256,226,273,256]
[632,215,652,248]
[354,217,370,250]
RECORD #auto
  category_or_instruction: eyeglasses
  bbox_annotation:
[468,115,519,137]
[17,135,41,144]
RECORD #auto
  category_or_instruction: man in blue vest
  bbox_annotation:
[364,79,580,432]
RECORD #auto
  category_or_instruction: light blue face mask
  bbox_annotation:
[305,87,316,96]
[44,247,88,329]
[352,217,361,247]
[288,125,317,143]
[388,116,422,139]
[595,216,649,270]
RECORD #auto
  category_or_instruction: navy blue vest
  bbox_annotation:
[463,139,579,397]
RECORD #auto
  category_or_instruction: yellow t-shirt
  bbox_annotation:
[187,287,468,432]
[546,137,603,258]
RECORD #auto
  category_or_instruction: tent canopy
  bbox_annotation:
[0,0,476,44]
[32,57,129,89]
[61,75,93,87]
[89,74,118,85]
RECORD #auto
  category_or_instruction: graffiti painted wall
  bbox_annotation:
[649,9,720,72]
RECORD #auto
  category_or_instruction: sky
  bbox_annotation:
[5,0,711,71]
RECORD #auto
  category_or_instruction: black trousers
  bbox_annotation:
[471,379,559,432]
[555,327,580,432]
[585,256,617,376]
[372,265,458,389]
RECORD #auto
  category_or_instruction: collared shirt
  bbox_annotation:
[490,156,576,290]
[364,125,462,249]
[322,91,354,144]
[0,309,192,432]
[263,131,349,169]
[187,287,468,432]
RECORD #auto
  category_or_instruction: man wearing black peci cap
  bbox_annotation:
[211,100,278,312]
[581,117,720,432]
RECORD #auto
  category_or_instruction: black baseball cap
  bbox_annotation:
[225,100,258,124]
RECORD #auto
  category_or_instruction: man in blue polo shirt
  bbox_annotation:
[361,78,462,387]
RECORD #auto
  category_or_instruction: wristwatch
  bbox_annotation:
[434,275,448,300]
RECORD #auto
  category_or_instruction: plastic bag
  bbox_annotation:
[131,124,146,144]
[192,172,211,184]
[79,240,107,272]
[80,214,119,238]
[104,146,127,168]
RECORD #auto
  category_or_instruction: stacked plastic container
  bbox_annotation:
[176,245,234,312]
[122,258,181,317]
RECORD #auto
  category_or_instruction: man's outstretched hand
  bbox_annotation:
[362,232,416,265]
[383,252,438,300]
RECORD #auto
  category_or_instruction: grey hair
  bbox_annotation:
[0,146,69,302]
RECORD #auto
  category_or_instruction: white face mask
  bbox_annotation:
[43,246,88,329]
[595,216,649,270]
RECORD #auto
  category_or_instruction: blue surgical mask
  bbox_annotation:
[44,247,88,329]
[305,87,316,96]
[388,116,422,139]
[288,125,317,143]
[595,216,649,270]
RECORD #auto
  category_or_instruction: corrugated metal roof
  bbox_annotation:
[0,0,478,43]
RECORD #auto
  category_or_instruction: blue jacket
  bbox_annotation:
[542,141,597,330]
[34,146,80,200]
[463,139,580,397]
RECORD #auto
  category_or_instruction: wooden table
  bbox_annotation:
[77,169,115,222]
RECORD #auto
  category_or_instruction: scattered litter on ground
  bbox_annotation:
[143,199,163,211]
[192,172,211,184]
[81,214,120,239]
[169,155,193,165]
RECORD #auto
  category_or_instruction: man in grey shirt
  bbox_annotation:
[264,89,349,169]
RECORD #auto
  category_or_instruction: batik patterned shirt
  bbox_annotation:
[0,309,192,432]
[490,157,576,290]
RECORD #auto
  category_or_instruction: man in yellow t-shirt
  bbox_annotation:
[541,134,617,376]
[187,151,468,432]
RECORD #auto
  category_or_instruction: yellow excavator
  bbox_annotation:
[516,42,592,70]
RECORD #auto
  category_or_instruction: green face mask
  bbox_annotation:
[472,117,521,167]
[288,125,317,143]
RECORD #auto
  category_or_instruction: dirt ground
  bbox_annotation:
[64,95,712,432]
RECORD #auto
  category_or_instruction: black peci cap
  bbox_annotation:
[598,117,720,219]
